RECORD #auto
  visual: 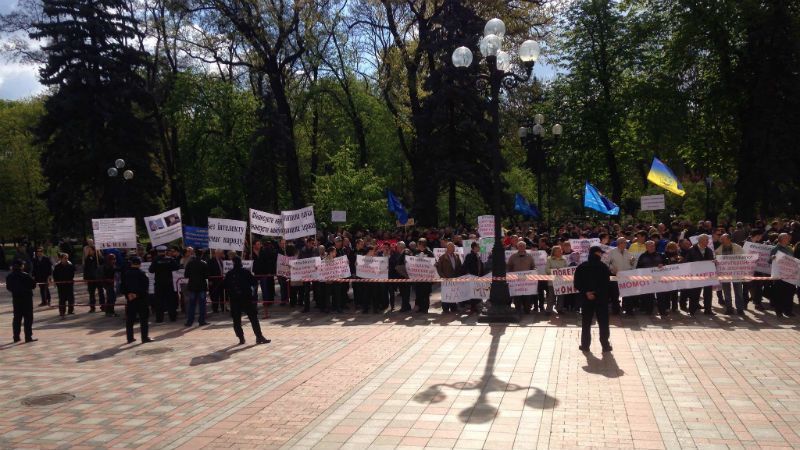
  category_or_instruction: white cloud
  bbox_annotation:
[0,61,45,100]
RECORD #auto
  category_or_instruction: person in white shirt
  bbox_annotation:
[607,237,634,315]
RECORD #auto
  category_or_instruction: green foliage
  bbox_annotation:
[313,145,391,230]
[0,99,52,241]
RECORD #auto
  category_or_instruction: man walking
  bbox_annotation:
[6,260,37,343]
[574,246,612,353]
[121,257,152,344]
[224,256,270,345]
[183,247,209,327]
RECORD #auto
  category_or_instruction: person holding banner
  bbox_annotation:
[545,246,568,314]
[101,253,119,317]
[298,238,318,313]
[389,242,412,312]
[607,237,633,315]
[770,233,796,317]
[32,247,53,307]
[747,230,768,311]
[716,234,745,315]
[223,256,269,345]
[149,246,180,322]
[413,238,434,314]
[277,239,290,305]
[463,241,485,314]
[52,253,76,318]
[635,241,665,316]
[436,243,463,313]
[574,246,613,353]
[687,235,715,316]
[507,241,535,315]
[662,241,683,313]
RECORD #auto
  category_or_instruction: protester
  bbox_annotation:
[389,241,412,312]
[545,246,567,314]
[183,247,210,327]
[121,257,152,344]
[436,242,463,313]
[507,240,535,314]
[413,238,434,314]
[574,247,612,352]
[716,234,745,315]
[32,247,53,307]
[208,249,225,313]
[223,256,269,345]
[462,241,485,314]
[606,237,632,315]
[635,241,664,315]
[6,259,37,343]
[149,246,180,322]
[52,253,75,318]
[686,235,715,316]
[770,233,795,317]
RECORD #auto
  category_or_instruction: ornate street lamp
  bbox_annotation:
[519,118,562,222]
[452,18,540,322]
[107,159,134,216]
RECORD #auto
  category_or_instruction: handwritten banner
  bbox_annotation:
[290,258,319,281]
[277,254,294,278]
[356,255,389,279]
[478,215,495,237]
[406,255,438,279]
[441,275,491,303]
[208,218,247,251]
[743,241,775,274]
[319,256,351,280]
[771,252,800,286]
[617,261,718,297]
[508,270,539,296]
[250,208,283,237]
[282,206,316,240]
[715,254,758,281]
[552,266,578,295]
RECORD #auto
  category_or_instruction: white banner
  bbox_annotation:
[440,275,491,303]
[434,247,465,260]
[479,237,494,263]
[92,217,137,249]
[743,241,775,274]
[508,270,539,296]
[139,262,155,294]
[290,257,319,281]
[277,254,294,278]
[406,255,438,279]
[282,206,316,240]
[617,261,718,297]
[715,254,758,281]
[533,250,547,275]
[569,238,601,255]
[640,194,665,211]
[222,259,254,275]
[207,218,247,251]
[771,252,800,286]
[552,266,578,295]
[331,210,347,223]
[478,215,495,237]
[249,208,283,237]
[319,256,351,280]
[356,255,389,279]
[144,207,183,246]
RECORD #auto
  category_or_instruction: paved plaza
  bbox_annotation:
[2,288,800,449]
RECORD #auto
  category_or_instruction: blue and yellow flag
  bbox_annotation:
[647,157,685,196]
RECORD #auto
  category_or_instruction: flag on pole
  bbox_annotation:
[647,157,685,196]
[514,193,541,219]
[387,190,409,225]
[584,182,620,215]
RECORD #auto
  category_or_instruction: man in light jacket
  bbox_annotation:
[716,234,745,315]
[607,237,633,315]
[507,241,535,315]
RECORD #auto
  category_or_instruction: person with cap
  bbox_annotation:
[573,246,613,352]
[121,256,152,344]
[32,247,53,306]
[6,260,37,342]
[183,247,209,327]
[149,245,180,322]
[52,253,76,318]
[223,256,269,345]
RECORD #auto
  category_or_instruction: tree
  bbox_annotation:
[31,0,164,232]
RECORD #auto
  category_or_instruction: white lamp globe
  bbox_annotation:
[452,46,473,68]
[483,34,502,57]
[114,158,125,169]
[107,167,118,177]
[496,51,511,72]
[123,170,134,180]
[519,40,541,62]
[484,18,506,38]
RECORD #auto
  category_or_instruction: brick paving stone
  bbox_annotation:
[3,287,800,449]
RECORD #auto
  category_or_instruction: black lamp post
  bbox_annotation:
[452,18,540,322]
[107,158,134,217]
[519,116,562,223]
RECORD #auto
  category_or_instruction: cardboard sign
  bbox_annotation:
[282,206,316,240]
[552,266,578,296]
[433,247,465,260]
[250,208,283,236]
[277,254,294,278]
[508,270,538,296]
[92,218,137,249]
[640,194,665,211]
[479,237,495,263]
[144,207,183,246]
[406,255,438,279]
[318,256,351,280]
[715,254,758,281]
[743,241,775,274]
[617,261,718,296]
[771,252,800,286]
[139,262,156,294]
[290,257,319,281]
[331,210,347,223]
[356,255,389,279]
[478,215,495,237]
[440,275,491,303]
[208,218,247,251]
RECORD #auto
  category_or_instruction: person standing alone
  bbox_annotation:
[574,246,613,353]
[6,260,37,343]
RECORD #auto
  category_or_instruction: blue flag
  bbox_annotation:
[514,193,541,219]
[584,182,620,215]
[387,190,409,225]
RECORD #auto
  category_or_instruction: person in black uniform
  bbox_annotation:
[121,257,152,344]
[574,246,612,352]
[224,256,269,345]
[149,245,180,322]
[32,247,52,306]
[6,260,37,343]
[52,253,76,318]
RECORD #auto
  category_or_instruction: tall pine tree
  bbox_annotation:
[31,0,163,232]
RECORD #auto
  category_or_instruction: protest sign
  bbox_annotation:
[282,206,316,240]
[208,218,247,251]
[569,238,601,255]
[331,210,347,223]
[277,254,294,278]
[222,259,254,274]
[249,208,283,237]
[406,255,438,279]
[319,256,351,280]
[508,270,538,296]
[478,215,495,237]
[771,252,800,286]
[479,237,494,263]
[640,194,666,211]
[183,226,208,249]
[433,247,465,260]
[743,241,775,274]
[356,255,389,279]
[617,261,718,297]
[715,254,758,281]
[144,207,183,246]
[173,271,185,291]
[533,250,547,275]
[290,258,319,281]
[92,217,137,249]
[552,266,578,295]
[441,275,491,303]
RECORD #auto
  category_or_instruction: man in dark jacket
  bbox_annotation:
[462,241,484,314]
[6,259,37,342]
[149,245,180,322]
[574,246,612,352]
[254,240,278,306]
[224,256,269,345]
[121,257,152,344]
[52,253,76,317]
[389,242,412,312]
[83,246,104,313]
[635,241,665,315]
[32,247,52,306]
[183,247,209,327]
[208,249,226,313]
[686,235,715,316]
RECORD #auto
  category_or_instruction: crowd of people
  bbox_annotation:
[5,217,800,345]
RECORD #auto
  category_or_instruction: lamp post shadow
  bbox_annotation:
[413,325,559,423]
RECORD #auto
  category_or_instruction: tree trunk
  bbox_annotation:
[448,179,456,227]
